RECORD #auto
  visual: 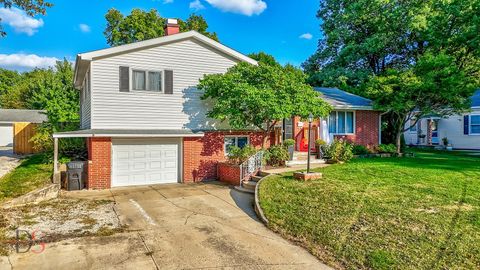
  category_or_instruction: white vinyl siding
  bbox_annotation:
[80,69,91,129]
[90,39,237,130]
[403,109,480,150]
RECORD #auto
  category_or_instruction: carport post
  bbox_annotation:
[53,136,59,184]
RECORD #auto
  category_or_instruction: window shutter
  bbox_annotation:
[164,70,173,94]
[119,66,129,92]
[464,115,469,135]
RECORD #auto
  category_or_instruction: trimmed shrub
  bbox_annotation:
[377,144,397,154]
[352,144,371,155]
[323,139,353,162]
[226,145,257,165]
[265,145,289,167]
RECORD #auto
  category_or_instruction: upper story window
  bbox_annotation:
[328,111,354,134]
[132,69,162,92]
[470,115,480,134]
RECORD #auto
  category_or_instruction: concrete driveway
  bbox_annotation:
[2,182,331,270]
[0,147,20,178]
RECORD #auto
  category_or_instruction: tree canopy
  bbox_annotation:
[0,0,52,36]
[303,0,480,151]
[199,56,331,146]
[104,9,218,46]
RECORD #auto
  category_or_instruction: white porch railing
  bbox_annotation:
[240,151,264,181]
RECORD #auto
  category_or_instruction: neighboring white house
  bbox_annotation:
[404,90,480,150]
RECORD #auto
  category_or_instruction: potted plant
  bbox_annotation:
[442,137,453,151]
[315,139,326,159]
[283,139,295,161]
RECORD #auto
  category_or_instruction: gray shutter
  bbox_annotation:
[464,115,469,135]
[164,70,173,94]
[119,66,129,92]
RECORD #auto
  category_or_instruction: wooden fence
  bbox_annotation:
[13,122,39,155]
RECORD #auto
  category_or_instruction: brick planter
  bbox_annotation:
[217,162,242,186]
[293,172,323,181]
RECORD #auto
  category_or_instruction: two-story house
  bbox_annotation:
[54,19,381,189]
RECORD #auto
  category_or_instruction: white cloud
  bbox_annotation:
[0,7,44,36]
[205,0,267,16]
[163,0,174,3]
[79,23,90,33]
[189,0,205,11]
[299,33,313,40]
[0,54,58,70]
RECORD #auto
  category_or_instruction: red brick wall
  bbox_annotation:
[217,163,241,186]
[86,137,111,189]
[334,110,380,147]
[183,131,269,183]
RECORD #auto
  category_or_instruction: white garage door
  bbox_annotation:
[112,139,180,187]
[0,124,13,147]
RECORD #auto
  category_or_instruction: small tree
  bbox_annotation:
[199,61,331,147]
[104,9,218,46]
[365,53,476,153]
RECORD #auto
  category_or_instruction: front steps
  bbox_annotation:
[286,151,325,166]
[234,171,270,194]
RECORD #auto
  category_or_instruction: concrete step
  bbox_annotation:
[234,185,255,194]
[286,159,326,166]
[250,175,263,182]
[258,171,270,177]
[242,180,257,190]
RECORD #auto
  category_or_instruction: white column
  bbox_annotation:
[53,137,59,184]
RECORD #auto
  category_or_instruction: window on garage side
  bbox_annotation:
[224,136,249,155]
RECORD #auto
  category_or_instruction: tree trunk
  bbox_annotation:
[395,126,403,154]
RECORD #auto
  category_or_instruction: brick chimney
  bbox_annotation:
[164,18,180,36]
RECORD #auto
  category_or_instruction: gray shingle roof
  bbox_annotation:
[0,109,47,123]
[314,87,373,109]
[471,89,480,107]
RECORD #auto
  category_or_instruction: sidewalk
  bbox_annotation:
[264,163,329,174]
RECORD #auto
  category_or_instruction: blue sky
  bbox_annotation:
[0,0,321,71]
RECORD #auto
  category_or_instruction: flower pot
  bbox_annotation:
[287,145,294,160]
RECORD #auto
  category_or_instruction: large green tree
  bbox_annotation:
[104,9,218,46]
[199,57,331,146]
[0,0,52,36]
[304,0,480,152]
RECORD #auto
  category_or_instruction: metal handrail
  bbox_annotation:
[240,151,264,182]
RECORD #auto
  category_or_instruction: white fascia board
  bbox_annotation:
[332,105,374,110]
[53,133,205,138]
[77,31,257,65]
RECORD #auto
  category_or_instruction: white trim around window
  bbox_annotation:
[224,135,250,154]
[130,68,164,92]
[470,114,480,135]
[328,111,356,135]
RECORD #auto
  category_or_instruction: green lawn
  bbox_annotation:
[0,154,52,203]
[259,150,480,269]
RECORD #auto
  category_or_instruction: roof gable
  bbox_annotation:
[74,31,257,87]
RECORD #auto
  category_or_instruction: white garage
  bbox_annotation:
[0,123,13,146]
[112,138,181,187]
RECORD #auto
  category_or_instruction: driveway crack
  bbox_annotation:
[137,232,159,270]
